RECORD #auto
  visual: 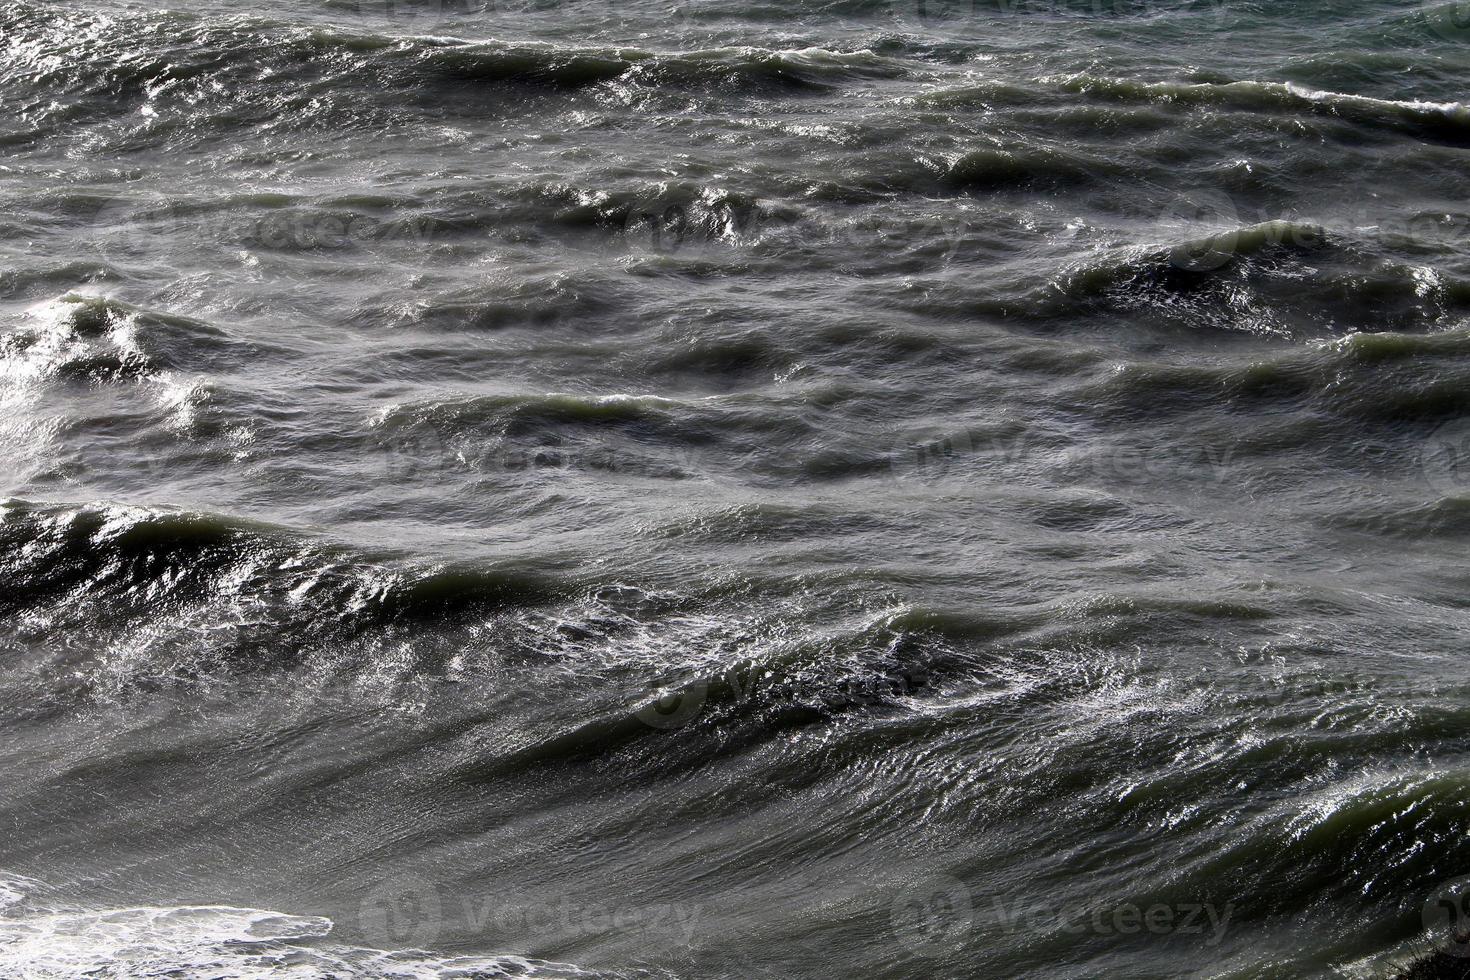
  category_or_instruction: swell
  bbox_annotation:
[0,1,909,129]
[0,262,126,301]
[0,497,1008,713]
[451,609,970,781]
[428,41,908,91]
[1074,326,1470,425]
[864,216,1470,340]
[1003,223,1470,337]
[0,499,569,698]
[0,294,260,385]
[0,499,565,618]
[1047,73,1470,145]
[2,492,1188,745]
[442,589,1303,783]
[942,144,1121,190]
[1175,768,1470,928]
[370,390,833,482]
[350,269,628,331]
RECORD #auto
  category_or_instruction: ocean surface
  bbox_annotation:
[4,0,1470,976]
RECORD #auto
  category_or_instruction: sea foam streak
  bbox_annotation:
[0,874,604,980]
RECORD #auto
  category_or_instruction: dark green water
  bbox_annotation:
[4,0,1470,976]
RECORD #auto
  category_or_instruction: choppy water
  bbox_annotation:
[5,0,1470,976]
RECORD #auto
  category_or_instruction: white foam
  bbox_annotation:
[0,874,601,979]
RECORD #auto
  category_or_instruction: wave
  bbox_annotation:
[1033,222,1470,337]
[944,144,1114,190]
[0,2,908,130]
[639,328,798,379]
[351,270,629,331]
[511,182,768,237]
[0,294,256,386]
[0,261,125,301]
[1074,323,1470,427]
[377,390,712,428]
[1327,496,1470,540]
[0,495,1030,747]
[365,181,773,258]
[0,498,564,621]
[1,295,154,385]
[0,498,981,720]
[1184,767,1470,911]
[426,41,908,91]
[0,499,575,704]
[1049,218,1330,299]
[452,601,995,780]
[1046,73,1470,143]
[370,389,825,482]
